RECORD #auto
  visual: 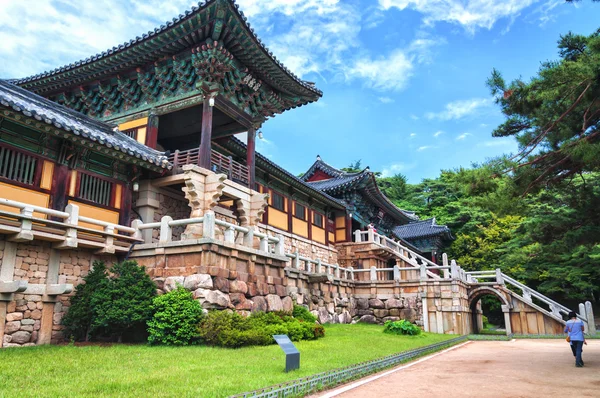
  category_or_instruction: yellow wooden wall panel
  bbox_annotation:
[268,208,288,231]
[335,215,345,229]
[292,218,308,238]
[118,117,148,131]
[69,200,119,231]
[114,184,122,209]
[311,226,326,244]
[0,182,50,218]
[68,171,77,196]
[40,161,54,190]
[136,127,147,145]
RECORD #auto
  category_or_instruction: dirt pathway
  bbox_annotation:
[315,340,600,398]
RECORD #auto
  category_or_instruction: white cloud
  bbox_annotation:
[378,96,395,104]
[426,98,491,120]
[433,130,444,138]
[417,145,436,151]
[381,162,412,177]
[0,0,198,78]
[379,0,539,33]
[410,114,420,121]
[477,138,516,148]
[344,50,414,92]
[456,133,472,140]
[410,133,417,138]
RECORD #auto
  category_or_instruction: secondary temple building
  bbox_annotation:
[1,0,592,347]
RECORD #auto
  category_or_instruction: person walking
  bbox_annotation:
[565,311,587,367]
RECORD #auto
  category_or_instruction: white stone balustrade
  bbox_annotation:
[0,198,140,253]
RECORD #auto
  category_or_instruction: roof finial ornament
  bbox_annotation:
[365,166,370,172]
[316,154,321,161]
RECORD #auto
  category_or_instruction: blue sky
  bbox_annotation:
[1,0,598,182]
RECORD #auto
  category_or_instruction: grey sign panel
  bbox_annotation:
[273,334,300,372]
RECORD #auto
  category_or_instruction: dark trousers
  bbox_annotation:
[570,340,584,366]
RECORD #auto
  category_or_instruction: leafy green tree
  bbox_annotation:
[91,260,156,342]
[62,261,107,342]
[487,28,600,191]
[378,173,408,203]
[147,286,204,346]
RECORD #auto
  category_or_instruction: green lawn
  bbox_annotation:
[0,324,456,397]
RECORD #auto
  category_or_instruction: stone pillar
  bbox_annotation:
[502,304,512,335]
[585,301,595,335]
[0,301,6,348]
[0,241,17,348]
[181,165,226,239]
[135,180,161,243]
[38,249,61,345]
[421,293,430,332]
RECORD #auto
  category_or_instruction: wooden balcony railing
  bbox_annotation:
[168,148,250,186]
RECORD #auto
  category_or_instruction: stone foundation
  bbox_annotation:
[0,239,115,348]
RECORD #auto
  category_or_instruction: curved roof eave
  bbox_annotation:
[13,0,321,102]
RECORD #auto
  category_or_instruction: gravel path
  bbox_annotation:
[315,339,600,398]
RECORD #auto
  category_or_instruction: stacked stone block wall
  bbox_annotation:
[0,238,115,348]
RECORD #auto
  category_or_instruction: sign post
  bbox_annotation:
[273,335,300,372]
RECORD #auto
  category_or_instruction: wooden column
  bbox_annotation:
[246,127,256,188]
[51,154,71,212]
[146,112,159,149]
[198,97,214,170]
[345,213,352,242]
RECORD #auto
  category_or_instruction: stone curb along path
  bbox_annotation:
[229,336,468,398]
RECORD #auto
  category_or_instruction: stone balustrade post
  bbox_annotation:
[522,289,532,303]
[393,265,400,281]
[293,250,300,269]
[159,216,173,244]
[327,262,332,275]
[585,301,596,334]
[316,259,322,274]
[202,211,216,240]
[348,266,354,281]
[419,263,428,280]
[103,225,115,252]
[442,253,450,278]
[370,266,377,281]
[62,203,79,248]
[354,229,362,242]
[579,303,589,333]
[259,235,269,252]
[131,219,143,242]
[367,226,374,242]
[495,269,504,285]
[224,226,235,244]
[451,260,458,279]
[15,206,34,241]
[335,265,341,279]
[275,234,285,256]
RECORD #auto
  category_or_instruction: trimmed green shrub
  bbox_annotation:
[147,286,204,346]
[292,304,317,323]
[91,260,156,342]
[383,319,422,336]
[62,261,107,341]
[199,310,325,348]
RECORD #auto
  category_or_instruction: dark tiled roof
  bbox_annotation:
[0,79,170,169]
[13,0,321,102]
[301,157,346,181]
[302,157,418,223]
[393,218,454,241]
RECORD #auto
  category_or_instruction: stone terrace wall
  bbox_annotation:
[0,239,115,348]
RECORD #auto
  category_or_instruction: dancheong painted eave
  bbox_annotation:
[0,79,170,171]
[11,0,321,107]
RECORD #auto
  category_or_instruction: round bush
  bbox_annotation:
[147,286,204,345]
[383,319,422,336]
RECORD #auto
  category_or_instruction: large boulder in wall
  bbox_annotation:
[184,274,213,290]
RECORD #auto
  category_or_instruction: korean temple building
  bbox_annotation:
[8,0,557,349]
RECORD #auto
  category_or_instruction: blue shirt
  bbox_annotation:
[565,319,585,341]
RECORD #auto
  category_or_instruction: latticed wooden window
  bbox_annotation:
[122,129,137,139]
[313,212,323,228]
[79,173,113,206]
[294,202,306,220]
[272,191,285,211]
[0,146,37,185]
